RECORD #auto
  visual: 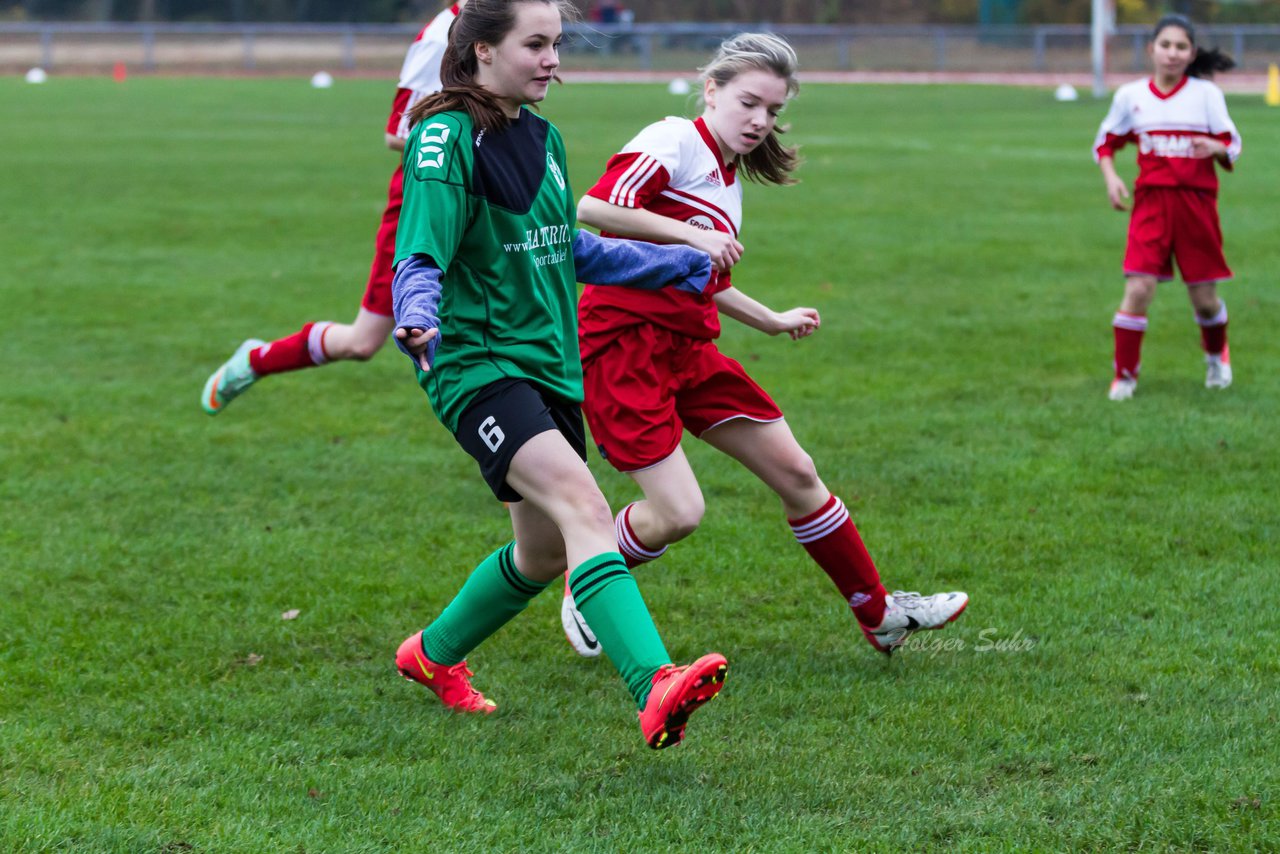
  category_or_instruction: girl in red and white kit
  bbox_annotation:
[201,2,465,415]
[1094,14,1241,401]
[560,33,968,658]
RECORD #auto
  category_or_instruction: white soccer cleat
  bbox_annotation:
[861,591,969,655]
[561,575,602,658]
[1108,377,1137,401]
[1205,353,1232,389]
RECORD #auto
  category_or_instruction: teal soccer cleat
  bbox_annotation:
[201,339,264,415]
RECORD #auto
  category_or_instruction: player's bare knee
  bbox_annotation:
[656,498,704,542]
[562,485,615,533]
[1189,289,1222,319]
[777,451,820,498]
[1121,278,1157,312]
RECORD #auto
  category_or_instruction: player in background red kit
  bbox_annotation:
[559,33,968,658]
[1094,14,1241,402]
[200,2,466,415]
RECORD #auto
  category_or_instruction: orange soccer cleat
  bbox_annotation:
[638,653,728,750]
[395,630,496,715]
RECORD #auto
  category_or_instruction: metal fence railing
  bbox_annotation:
[3,22,1280,76]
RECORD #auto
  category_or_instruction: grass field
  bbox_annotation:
[1,76,1278,852]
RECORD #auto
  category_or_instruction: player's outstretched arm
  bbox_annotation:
[578,195,743,272]
[714,287,820,339]
[572,230,712,294]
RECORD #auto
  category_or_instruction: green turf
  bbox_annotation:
[1,77,1276,852]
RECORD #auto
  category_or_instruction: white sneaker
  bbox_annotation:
[1108,377,1137,401]
[561,575,602,658]
[861,591,969,655]
[1205,353,1232,389]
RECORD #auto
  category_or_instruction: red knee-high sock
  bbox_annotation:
[1197,302,1228,357]
[614,503,667,569]
[249,321,333,376]
[1113,312,1147,380]
[789,494,888,627]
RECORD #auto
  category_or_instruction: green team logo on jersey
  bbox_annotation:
[416,121,454,171]
[546,152,566,191]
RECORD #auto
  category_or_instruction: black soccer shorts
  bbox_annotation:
[453,378,587,502]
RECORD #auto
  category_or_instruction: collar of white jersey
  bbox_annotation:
[693,117,737,187]
[1148,74,1190,101]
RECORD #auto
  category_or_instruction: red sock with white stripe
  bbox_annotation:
[615,503,667,569]
[789,494,888,627]
[1112,312,1146,380]
[1196,301,1228,357]
[248,321,333,376]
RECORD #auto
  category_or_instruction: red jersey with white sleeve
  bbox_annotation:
[578,116,741,351]
[1093,75,1241,195]
[385,4,459,140]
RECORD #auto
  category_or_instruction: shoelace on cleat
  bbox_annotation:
[443,662,485,700]
[444,662,476,679]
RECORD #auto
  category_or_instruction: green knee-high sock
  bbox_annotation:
[421,543,549,665]
[569,552,671,708]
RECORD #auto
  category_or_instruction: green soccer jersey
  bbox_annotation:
[395,107,580,432]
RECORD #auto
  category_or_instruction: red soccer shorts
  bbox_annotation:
[1123,186,1231,285]
[581,324,783,473]
[360,165,405,316]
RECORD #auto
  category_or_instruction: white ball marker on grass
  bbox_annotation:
[667,78,691,96]
[1054,83,1079,102]
[311,71,334,89]
[26,67,48,84]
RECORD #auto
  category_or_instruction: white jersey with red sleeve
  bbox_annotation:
[579,116,741,343]
[385,4,459,139]
[1092,75,1241,195]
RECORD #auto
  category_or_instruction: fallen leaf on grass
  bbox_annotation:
[282,609,301,621]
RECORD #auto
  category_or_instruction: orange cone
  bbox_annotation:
[112,61,127,82]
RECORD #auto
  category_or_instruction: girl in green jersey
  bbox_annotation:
[390,0,728,750]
